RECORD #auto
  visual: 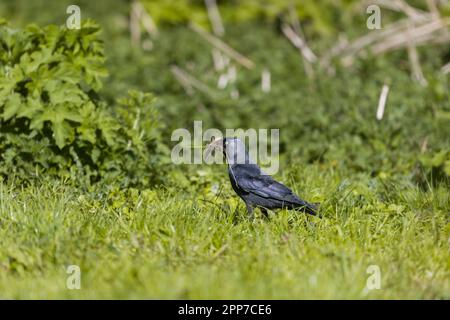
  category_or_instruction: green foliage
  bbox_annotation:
[143,0,208,27]
[419,150,450,183]
[0,21,166,187]
[142,0,359,36]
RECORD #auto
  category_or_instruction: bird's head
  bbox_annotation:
[205,137,252,165]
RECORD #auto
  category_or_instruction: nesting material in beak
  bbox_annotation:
[205,137,224,162]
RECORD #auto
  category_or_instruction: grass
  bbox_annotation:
[0,165,448,299]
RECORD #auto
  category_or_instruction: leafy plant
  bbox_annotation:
[0,20,167,187]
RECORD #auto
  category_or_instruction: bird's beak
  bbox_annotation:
[205,137,224,161]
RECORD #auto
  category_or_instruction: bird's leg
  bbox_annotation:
[245,202,254,220]
[260,207,269,218]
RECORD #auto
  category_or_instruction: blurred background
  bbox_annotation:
[1,0,449,188]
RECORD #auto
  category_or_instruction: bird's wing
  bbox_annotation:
[231,164,300,203]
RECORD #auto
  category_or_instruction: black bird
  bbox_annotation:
[206,137,317,219]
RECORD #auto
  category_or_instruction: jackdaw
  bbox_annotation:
[205,137,317,219]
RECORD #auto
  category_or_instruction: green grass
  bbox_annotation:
[0,165,448,299]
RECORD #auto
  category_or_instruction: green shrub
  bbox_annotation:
[0,20,167,187]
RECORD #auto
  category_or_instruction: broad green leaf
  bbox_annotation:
[2,93,21,120]
[52,119,73,149]
[16,96,42,119]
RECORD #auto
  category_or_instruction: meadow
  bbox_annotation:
[0,0,449,299]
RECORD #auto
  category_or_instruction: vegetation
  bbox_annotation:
[0,0,448,299]
[0,20,166,187]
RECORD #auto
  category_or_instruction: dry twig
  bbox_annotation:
[281,23,317,63]
[406,22,428,86]
[129,1,142,46]
[442,62,450,74]
[376,84,390,121]
[170,65,215,97]
[366,0,428,21]
[129,1,157,47]
[204,0,224,36]
[190,23,255,69]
